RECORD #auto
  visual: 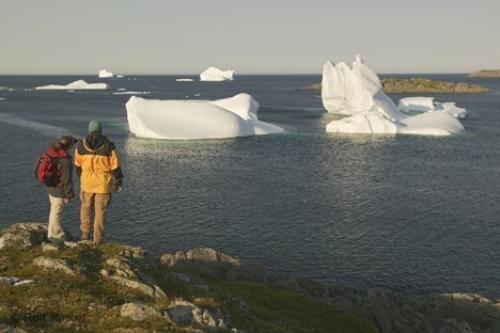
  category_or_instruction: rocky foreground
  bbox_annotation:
[299,78,490,94]
[0,223,499,333]
[469,70,500,78]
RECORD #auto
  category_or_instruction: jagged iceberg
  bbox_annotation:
[35,80,108,91]
[98,69,114,78]
[125,93,283,140]
[322,56,465,136]
[200,67,234,82]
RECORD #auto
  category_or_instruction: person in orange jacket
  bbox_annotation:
[74,120,123,245]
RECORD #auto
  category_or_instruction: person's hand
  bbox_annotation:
[63,198,70,205]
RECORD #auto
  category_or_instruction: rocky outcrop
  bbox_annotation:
[299,78,490,94]
[33,256,78,276]
[160,247,261,280]
[100,255,167,300]
[282,279,500,333]
[0,223,48,250]
[469,69,500,78]
[120,302,162,321]
[165,299,229,332]
[2,222,498,333]
[381,78,489,93]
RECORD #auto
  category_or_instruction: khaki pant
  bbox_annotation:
[80,191,111,245]
[48,194,66,241]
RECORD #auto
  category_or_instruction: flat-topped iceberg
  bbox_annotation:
[200,67,234,82]
[176,78,194,82]
[35,80,108,91]
[125,93,283,140]
[98,69,114,78]
[398,97,467,119]
[322,56,465,136]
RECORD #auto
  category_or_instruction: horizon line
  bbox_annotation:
[0,72,472,76]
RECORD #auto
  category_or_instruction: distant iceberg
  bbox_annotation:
[125,93,283,140]
[98,69,114,78]
[35,80,108,91]
[322,56,465,136]
[200,67,234,82]
[113,91,150,95]
[116,75,124,78]
[176,78,194,82]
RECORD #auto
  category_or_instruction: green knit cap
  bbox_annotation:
[88,120,102,134]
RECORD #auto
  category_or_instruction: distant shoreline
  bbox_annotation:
[299,77,490,94]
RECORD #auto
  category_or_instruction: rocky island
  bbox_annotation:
[1,223,499,333]
[469,69,500,78]
[300,78,490,94]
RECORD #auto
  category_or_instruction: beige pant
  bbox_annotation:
[80,191,111,245]
[48,194,66,241]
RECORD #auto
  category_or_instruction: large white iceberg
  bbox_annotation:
[35,79,108,91]
[322,56,465,136]
[125,93,283,140]
[200,67,235,82]
[98,69,114,78]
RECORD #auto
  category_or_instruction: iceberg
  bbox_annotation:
[200,67,234,82]
[116,75,124,78]
[125,93,283,140]
[35,80,108,91]
[176,78,194,82]
[113,91,150,95]
[322,56,465,136]
[98,69,114,78]
[398,97,467,119]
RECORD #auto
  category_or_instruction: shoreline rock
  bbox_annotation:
[1,222,499,332]
[469,69,500,78]
[299,78,490,94]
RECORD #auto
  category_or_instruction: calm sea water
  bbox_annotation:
[0,74,499,298]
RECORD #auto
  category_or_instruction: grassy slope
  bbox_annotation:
[0,243,377,333]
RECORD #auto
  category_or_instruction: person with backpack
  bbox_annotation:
[74,120,123,245]
[36,136,77,243]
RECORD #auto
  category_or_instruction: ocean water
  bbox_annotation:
[0,74,499,298]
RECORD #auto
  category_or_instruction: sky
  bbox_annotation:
[0,0,499,74]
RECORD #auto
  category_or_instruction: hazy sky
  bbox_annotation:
[1,0,499,74]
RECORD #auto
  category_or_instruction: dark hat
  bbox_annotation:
[59,136,77,148]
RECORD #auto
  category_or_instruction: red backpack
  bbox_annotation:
[34,152,61,187]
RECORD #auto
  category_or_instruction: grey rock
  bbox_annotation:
[33,256,77,276]
[0,276,33,287]
[41,242,62,252]
[63,241,79,248]
[165,299,226,331]
[0,223,48,250]
[120,302,161,321]
[102,256,167,300]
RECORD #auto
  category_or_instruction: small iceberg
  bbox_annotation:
[398,97,467,119]
[176,78,194,82]
[125,93,283,140]
[98,69,114,78]
[116,75,124,78]
[200,67,234,82]
[113,91,150,95]
[35,80,108,91]
[322,56,465,136]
